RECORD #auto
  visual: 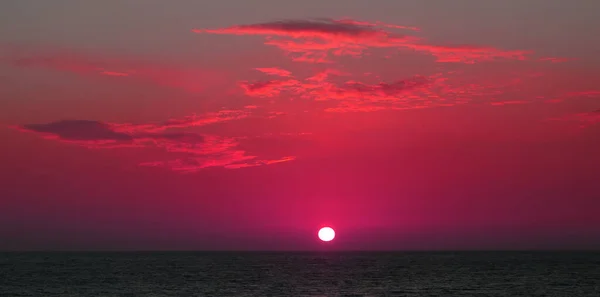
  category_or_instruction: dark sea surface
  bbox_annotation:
[1,252,599,296]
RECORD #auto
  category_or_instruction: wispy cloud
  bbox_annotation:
[110,110,250,134]
[2,48,224,93]
[400,44,530,64]
[194,18,533,64]
[194,18,400,41]
[489,100,530,106]
[542,90,600,104]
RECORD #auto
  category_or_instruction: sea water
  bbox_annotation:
[1,251,599,296]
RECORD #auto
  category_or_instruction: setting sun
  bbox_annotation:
[318,227,335,242]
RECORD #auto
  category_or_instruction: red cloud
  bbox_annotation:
[565,90,600,98]
[239,79,300,97]
[237,60,540,113]
[237,67,511,112]
[110,110,250,134]
[546,90,600,104]
[539,57,576,63]
[577,111,600,125]
[193,18,414,63]
[14,112,298,171]
[140,155,295,172]
[224,156,296,169]
[402,44,531,64]
[489,100,530,106]
[306,68,348,82]
[255,67,292,77]
[135,132,298,172]
[334,18,420,31]
[100,71,130,77]
[194,18,398,41]
[194,18,533,64]
[336,76,429,98]
[239,68,441,111]
[550,109,600,129]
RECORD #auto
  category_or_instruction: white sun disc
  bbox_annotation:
[318,227,335,242]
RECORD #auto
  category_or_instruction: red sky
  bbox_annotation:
[1,1,600,250]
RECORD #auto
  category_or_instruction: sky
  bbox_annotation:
[1,0,599,251]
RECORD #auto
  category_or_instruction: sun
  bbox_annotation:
[318,227,335,242]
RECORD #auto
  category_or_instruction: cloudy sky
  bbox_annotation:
[1,0,599,250]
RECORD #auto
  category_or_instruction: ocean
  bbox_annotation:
[1,252,599,296]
